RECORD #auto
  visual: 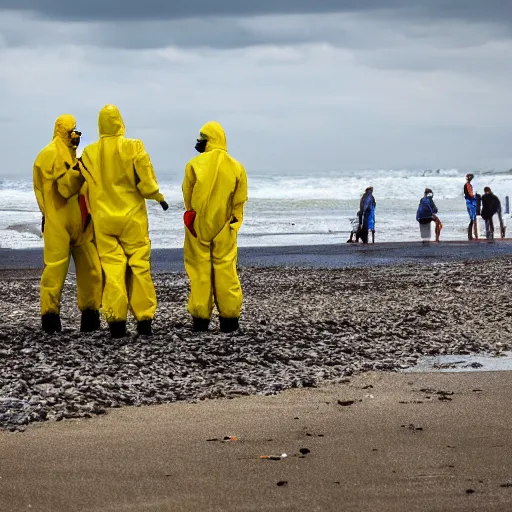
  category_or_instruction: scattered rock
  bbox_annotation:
[464,362,483,369]
[337,400,355,407]
[276,481,288,487]
[0,261,510,431]
[401,424,423,432]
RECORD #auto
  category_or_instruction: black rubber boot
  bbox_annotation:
[109,321,127,339]
[80,309,101,333]
[219,317,239,333]
[468,223,473,240]
[192,317,210,332]
[41,313,62,334]
[137,319,152,336]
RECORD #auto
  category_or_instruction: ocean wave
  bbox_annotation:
[2,168,512,249]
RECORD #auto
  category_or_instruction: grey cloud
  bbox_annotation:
[1,1,396,21]
[1,0,512,26]
[1,10,510,53]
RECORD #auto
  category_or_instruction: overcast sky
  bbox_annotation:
[1,0,511,177]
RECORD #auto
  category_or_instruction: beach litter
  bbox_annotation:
[260,453,287,461]
[206,436,239,442]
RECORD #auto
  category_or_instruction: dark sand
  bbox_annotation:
[2,239,512,273]
[1,371,512,511]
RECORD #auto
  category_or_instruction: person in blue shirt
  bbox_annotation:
[464,173,478,240]
[359,187,376,244]
[416,188,442,242]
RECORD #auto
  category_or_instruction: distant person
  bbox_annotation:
[464,173,478,240]
[33,114,102,335]
[80,105,169,339]
[416,188,442,242]
[359,187,376,244]
[182,121,248,333]
[481,186,504,240]
[346,211,361,243]
[502,196,510,238]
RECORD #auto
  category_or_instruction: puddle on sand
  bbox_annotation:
[403,352,512,373]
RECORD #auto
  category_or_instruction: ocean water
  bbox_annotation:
[1,168,512,249]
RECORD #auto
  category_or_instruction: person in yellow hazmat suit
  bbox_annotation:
[79,105,169,339]
[33,114,103,334]
[182,121,248,333]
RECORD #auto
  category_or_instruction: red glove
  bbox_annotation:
[78,195,91,230]
[184,210,197,237]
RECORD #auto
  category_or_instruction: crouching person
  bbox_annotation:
[182,122,248,333]
[416,188,442,242]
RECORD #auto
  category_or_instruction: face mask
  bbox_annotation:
[70,130,82,148]
[195,139,207,153]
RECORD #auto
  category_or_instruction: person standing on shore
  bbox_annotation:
[80,105,169,339]
[182,121,248,333]
[481,186,503,240]
[33,114,103,334]
[416,188,442,242]
[359,187,376,244]
[464,173,478,240]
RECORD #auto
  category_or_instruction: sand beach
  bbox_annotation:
[1,242,512,511]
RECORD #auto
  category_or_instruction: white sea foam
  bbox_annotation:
[1,169,511,249]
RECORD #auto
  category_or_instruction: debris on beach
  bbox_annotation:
[260,453,287,461]
[297,448,311,458]
[0,259,511,431]
[337,400,355,407]
[206,436,239,442]
[401,424,423,432]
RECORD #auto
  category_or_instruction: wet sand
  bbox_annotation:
[1,371,512,512]
[2,239,512,273]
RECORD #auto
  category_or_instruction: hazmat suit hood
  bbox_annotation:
[98,105,126,138]
[53,114,78,148]
[199,121,227,152]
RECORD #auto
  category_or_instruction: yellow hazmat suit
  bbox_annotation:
[80,105,167,338]
[33,114,103,334]
[182,121,248,332]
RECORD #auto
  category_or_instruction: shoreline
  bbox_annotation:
[2,239,512,273]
